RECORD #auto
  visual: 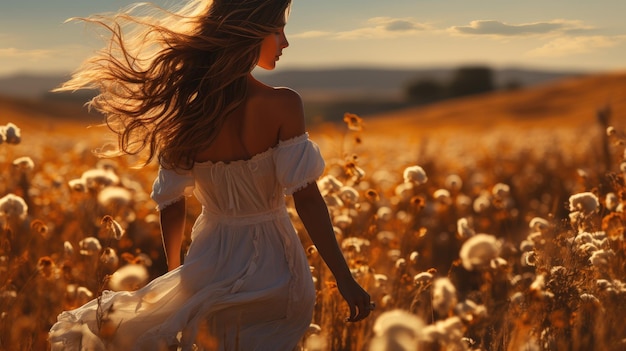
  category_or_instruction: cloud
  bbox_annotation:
[0,47,53,60]
[449,19,590,37]
[291,17,428,40]
[337,17,427,39]
[290,30,333,39]
[527,35,625,57]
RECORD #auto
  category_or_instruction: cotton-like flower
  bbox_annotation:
[387,249,401,261]
[433,189,451,205]
[67,178,86,192]
[409,251,419,264]
[374,274,389,288]
[12,156,34,171]
[395,258,406,269]
[459,233,501,271]
[3,123,21,144]
[403,165,427,185]
[341,236,370,253]
[343,113,363,131]
[64,241,75,257]
[432,278,458,316]
[97,186,132,208]
[589,249,614,267]
[492,183,510,198]
[569,192,599,215]
[0,193,28,221]
[318,175,343,195]
[333,214,352,229]
[376,206,392,221]
[101,215,125,240]
[455,194,472,211]
[444,174,463,192]
[338,186,359,204]
[413,271,433,286]
[529,217,550,232]
[473,194,491,213]
[457,217,475,239]
[605,192,618,211]
[369,309,424,351]
[376,231,396,245]
[454,299,487,323]
[422,316,464,346]
[80,168,120,190]
[108,264,149,291]
[78,237,102,256]
[607,126,616,136]
[100,247,119,271]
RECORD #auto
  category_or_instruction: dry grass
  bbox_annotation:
[1,71,626,350]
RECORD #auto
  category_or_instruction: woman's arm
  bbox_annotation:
[293,183,372,322]
[159,198,186,271]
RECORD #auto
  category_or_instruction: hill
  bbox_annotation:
[0,67,582,101]
[358,70,626,137]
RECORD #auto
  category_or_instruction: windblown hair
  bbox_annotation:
[57,0,291,170]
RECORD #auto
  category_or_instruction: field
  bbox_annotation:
[1,71,625,350]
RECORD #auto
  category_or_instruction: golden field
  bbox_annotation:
[1,71,625,350]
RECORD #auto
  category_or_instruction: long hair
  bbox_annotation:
[57,0,292,170]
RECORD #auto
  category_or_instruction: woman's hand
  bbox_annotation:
[336,275,374,322]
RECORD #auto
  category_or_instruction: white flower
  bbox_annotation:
[457,217,475,238]
[492,183,510,198]
[97,186,132,208]
[341,236,370,253]
[444,174,463,192]
[376,206,393,221]
[403,165,427,185]
[459,233,501,271]
[0,193,28,221]
[2,123,21,144]
[605,192,618,211]
[108,264,149,291]
[433,189,451,205]
[12,156,34,171]
[101,215,125,240]
[318,175,343,195]
[369,309,424,351]
[100,247,119,270]
[529,217,550,231]
[432,278,458,316]
[413,271,433,286]
[376,231,396,245]
[473,194,491,213]
[569,192,599,215]
[64,241,75,257]
[78,237,102,256]
[80,168,119,190]
[338,186,359,204]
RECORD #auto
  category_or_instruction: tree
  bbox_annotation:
[448,66,494,98]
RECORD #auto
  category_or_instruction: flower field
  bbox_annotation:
[1,72,626,350]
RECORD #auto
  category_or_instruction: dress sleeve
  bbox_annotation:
[274,133,326,195]
[150,166,195,211]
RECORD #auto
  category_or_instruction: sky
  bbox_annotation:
[1,0,625,77]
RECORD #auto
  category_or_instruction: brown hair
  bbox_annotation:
[57,0,291,170]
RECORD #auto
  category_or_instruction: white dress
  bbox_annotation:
[49,133,325,351]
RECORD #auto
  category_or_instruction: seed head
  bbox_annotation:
[0,193,28,221]
[403,165,428,185]
[459,233,501,271]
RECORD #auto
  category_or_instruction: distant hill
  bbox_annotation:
[360,70,626,136]
[0,67,584,101]
[254,67,585,101]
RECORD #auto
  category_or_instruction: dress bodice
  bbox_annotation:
[151,133,325,217]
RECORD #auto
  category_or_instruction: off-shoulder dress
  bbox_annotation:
[49,133,324,351]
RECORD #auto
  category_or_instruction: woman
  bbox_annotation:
[49,0,372,350]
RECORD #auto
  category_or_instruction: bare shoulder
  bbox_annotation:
[251,84,305,140]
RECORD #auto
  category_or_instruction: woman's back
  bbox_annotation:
[194,76,302,165]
